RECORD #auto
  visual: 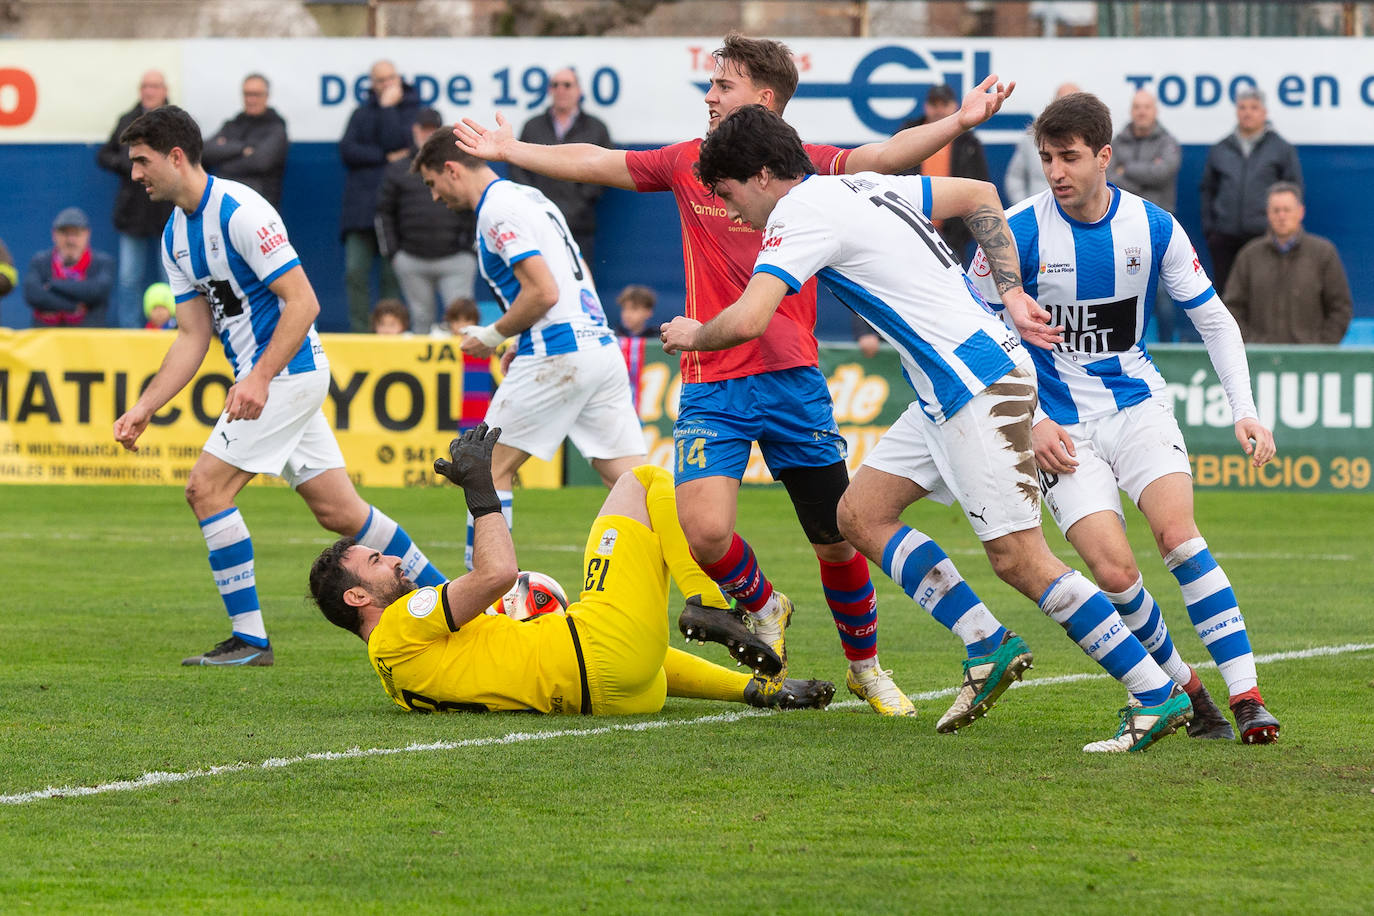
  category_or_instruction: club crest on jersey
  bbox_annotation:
[596,528,618,556]
[407,587,438,618]
[1124,246,1141,276]
[208,235,221,255]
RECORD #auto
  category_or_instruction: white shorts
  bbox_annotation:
[485,345,644,463]
[201,368,345,488]
[863,368,1042,542]
[1039,395,1192,535]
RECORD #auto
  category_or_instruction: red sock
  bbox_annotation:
[695,534,774,613]
[1228,686,1264,707]
[819,551,877,663]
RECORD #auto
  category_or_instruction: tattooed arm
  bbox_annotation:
[926,177,1061,348]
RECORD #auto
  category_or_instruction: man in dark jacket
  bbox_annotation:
[1200,88,1303,294]
[903,84,990,266]
[23,207,115,327]
[510,67,612,265]
[202,74,289,207]
[1224,182,1351,344]
[340,59,420,332]
[1112,89,1183,342]
[96,69,174,329]
[375,108,477,334]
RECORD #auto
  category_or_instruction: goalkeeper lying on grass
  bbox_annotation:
[309,424,834,715]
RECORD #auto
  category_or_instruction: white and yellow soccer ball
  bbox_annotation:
[496,570,569,621]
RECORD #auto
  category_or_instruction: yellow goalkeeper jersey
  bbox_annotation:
[367,585,585,714]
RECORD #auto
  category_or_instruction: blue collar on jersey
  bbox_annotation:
[475,177,506,217]
[1052,183,1122,229]
[187,174,214,220]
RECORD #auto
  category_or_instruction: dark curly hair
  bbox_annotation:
[308,537,363,635]
[1033,92,1113,154]
[120,105,204,166]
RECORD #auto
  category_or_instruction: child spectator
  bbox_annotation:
[370,297,410,335]
[444,297,495,431]
[614,284,657,337]
[614,285,657,416]
[144,282,178,329]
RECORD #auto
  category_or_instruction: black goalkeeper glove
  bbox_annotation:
[433,423,503,518]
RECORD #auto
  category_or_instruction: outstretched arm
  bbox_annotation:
[433,424,519,625]
[455,112,636,190]
[844,74,1014,174]
[660,273,790,353]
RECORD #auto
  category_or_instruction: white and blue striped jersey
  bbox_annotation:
[753,172,1027,425]
[161,176,325,380]
[971,187,1219,425]
[475,179,615,357]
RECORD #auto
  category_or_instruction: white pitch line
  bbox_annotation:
[3,642,1370,807]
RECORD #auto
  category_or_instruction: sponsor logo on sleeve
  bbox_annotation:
[971,248,991,277]
[596,528,618,556]
[407,587,439,618]
[256,221,288,256]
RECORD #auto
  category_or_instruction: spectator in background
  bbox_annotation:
[0,238,15,301]
[1111,88,1182,342]
[614,284,657,337]
[340,60,420,332]
[144,282,177,330]
[1200,87,1303,295]
[376,107,477,334]
[201,74,289,208]
[97,69,174,329]
[1224,182,1351,344]
[510,67,612,265]
[444,297,495,432]
[370,297,410,335]
[23,207,115,327]
[1003,82,1079,204]
[902,84,989,265]
[614,285,657,416]
[852,314,881,358]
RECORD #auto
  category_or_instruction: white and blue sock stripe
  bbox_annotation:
[355,506,446,587]
[464,491,514,570]
[1040,570,1172,706]
[1166,537,1257,697]
[881,527,1007,657]
[200,507,268,648]
[1106,577,1191,686]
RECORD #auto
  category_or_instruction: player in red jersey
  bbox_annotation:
[455,34,1012,714]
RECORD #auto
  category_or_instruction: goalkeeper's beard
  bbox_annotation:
[375,572,418,608]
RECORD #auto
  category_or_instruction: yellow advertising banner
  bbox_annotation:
[0,329,562,488]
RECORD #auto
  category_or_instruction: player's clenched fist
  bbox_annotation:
[660,316,702,354]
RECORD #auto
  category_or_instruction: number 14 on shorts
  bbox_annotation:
[677,437,706,473]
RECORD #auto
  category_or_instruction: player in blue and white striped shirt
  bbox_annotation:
[666,105,1195,752]
[112,107,445,667]
[414,128,648,572]
[972,92,1280,744]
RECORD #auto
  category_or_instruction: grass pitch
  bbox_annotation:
[2,483,1372,913]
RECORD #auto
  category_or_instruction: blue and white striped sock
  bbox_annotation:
[881,526,1007,658]
[1106,576,1192,687]
[355,506,445,587]
[1165,537,1258,699]
[465,490,513,570]
[200,508,267,647]
[1040,570,1172,706]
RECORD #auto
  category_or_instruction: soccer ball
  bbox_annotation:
[499,570,569,621]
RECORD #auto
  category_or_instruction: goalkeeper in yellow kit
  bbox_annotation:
[309,424,834,715]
